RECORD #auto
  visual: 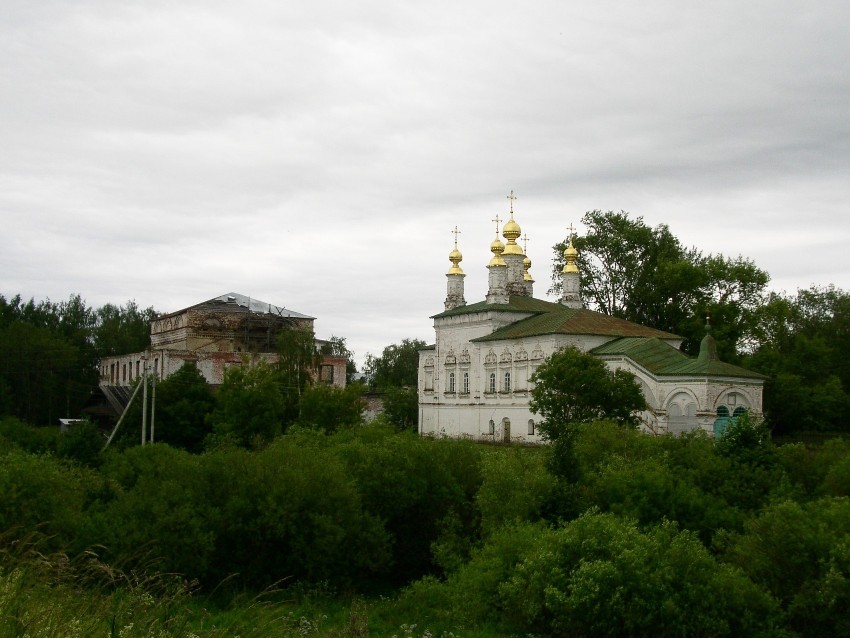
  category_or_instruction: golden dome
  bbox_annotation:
[502,213,523,255]
[447,226,465,275]
[523,255,534,282]
[447,245,464,275]
[488,237,506,267]
[562,236,579,273]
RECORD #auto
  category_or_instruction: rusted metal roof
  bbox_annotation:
[160,292,314,320]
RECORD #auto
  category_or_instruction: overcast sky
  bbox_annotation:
[2,1,849,366]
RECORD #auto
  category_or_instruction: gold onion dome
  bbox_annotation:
[523,255,533,281]
[502,213,523,255]
[562,236,579,273]
[447,245,464,275]
[489,237,506,267]
[447,226,465,274]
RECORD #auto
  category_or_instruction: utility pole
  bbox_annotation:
[141,358,148,445]
[151,358,156,444]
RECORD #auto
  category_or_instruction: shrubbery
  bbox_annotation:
[2,416,850,636]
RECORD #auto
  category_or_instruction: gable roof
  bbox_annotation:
[162,292,314,320]
[441,296,680,342]
[592,337,767,380]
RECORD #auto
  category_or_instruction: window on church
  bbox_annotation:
[503,371,511,392]
[488,373,496,393]
[462,372,469,394]
[448,372,456,393]
[320,365,334,384]
[488,419,495,435]
[528,419,535,435]
[717,405,730,418]
[733,407,747,418]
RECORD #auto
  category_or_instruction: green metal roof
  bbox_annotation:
[592,337,767,380]
[461,299,680,342]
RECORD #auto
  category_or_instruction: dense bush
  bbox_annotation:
[1,417,850,636]
[0,449,100,550]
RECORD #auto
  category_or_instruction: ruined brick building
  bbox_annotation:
[99,292,346,414]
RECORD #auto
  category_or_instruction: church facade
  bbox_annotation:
[417,198,765,442]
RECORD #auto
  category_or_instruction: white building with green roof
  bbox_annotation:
[418,200,765,442]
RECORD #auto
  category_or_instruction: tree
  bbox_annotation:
[549,211,770,359]
[208,362,289,448]
[0,294,99,424]
[382,386,419,430]
[364,338,427,389]
[745,285,850,433]
[149,363,215,451]
[93,300,158,356]
[529,347,647,439]
[297,383,365,433]
[276,326,322,424]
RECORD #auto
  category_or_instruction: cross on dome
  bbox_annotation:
[451,225,461,248]
[491,214,502,238]
[507,190,517,213]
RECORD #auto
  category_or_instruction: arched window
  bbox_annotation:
[462,372,469,394]
[733,407,747,418]
[489,372,496,393]
[527,419,535,435]
[488,419,495,435]
[448,372,455,393]
[503,371,511,392]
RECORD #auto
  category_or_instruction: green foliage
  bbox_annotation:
[208,361,290,448]
[746,285,850,434]
[548,211,770,359]
[499,513,777,637]
[93,300,157,356]
[276,327,322,427]
[720,497,850,634]
[201,438,391,589]
[84,444,217,578]
[297,383,365,433]
[56,420,104,467]
[3,397,850,635]
[529,346,647,440]
[382,386,419,431]
[399,521,545,630]
[0,320,80,424]
[0,449,99,550]
[364,338,426,390]
[715,411,776,467]
[475,447,555,536]
[336,426,483,585]
[0,416,60,454]
[0,293,160,426]
[148,362,216,451]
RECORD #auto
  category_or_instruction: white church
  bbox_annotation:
[417,196,765,443]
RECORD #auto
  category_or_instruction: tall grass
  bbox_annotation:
[0,532,315,638]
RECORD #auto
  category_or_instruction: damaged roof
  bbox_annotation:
[161,292,314,320]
